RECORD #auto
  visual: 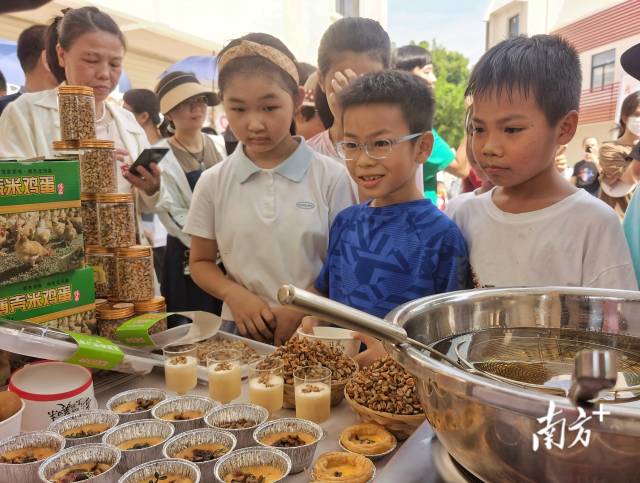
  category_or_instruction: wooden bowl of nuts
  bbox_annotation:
[262,337,358,409]
[344,356,425,440]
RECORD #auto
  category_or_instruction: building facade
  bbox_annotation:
[0,0,387,90]
[484,0,640,164]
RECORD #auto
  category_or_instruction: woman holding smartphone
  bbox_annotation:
[0,6,160,218]
[154,72,226,317]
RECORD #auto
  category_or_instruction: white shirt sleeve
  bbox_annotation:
[183,168,216,240]
[583,209,638,291]
[0,100,38,158]
[326,165,357,225]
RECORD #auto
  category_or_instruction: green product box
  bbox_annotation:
[0,267,96,334]
[0,160,84,287]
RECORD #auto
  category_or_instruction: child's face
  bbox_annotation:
[470,89,577,189]
[342,103,432,206]
[294,106,325,140]
[412,63,436,88]
[222,73,301,162]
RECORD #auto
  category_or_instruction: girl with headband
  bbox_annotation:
[183,33,356,344]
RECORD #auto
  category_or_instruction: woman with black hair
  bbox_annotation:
[123,88,163,145]
[599,91,640,218]
[153,71,226,318]
[0,6,160,206]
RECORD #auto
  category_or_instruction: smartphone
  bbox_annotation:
[129,148,169,176]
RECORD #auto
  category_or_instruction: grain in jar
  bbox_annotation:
[97,302,135,341]
[79,139,117,193]
[80,193,99,246]
[116,245,154,302]
[134,296,168,334]
[97,193,136,248]
[58,85,95,141]
[85,246,116,298]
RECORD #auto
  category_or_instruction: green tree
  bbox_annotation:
[418,40,470,148]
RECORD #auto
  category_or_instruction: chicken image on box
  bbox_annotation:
[0,267,96,334]
[0,160,83,288]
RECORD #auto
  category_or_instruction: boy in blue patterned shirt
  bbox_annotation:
[312,70,470,364]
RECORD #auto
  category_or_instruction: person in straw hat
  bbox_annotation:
[154,71,226,319]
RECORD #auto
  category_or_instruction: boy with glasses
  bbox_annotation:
[311,70,469,365]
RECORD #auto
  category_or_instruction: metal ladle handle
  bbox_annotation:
[277,284,462,368]
[278,284,408,344]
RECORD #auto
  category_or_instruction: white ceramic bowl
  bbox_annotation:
[296,326,361,357]
[8,362,96,431]
[0,398,25,440]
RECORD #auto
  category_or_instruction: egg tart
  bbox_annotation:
[223,465,284,483]
[0,446,56,464]
[339,423,396,456]
[161,410,204,421]
[260,431,316,448]
[312,451,374,483]
[49,462,112,482]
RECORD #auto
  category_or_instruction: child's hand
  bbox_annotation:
[271,306,304,346]
[224,286,274,342]
[353,332,387,368]
[327,68,358,119]
[300,316,321,334]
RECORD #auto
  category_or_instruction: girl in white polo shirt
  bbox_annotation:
[184,33,356,345]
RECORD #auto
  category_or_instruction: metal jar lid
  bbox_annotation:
[58,85,94,96]
[79,139,115,149]
[52,140,80,151]
[85,245,115,255]
[98,302,135,320]
[96,193,134,203]
[117,245,152,258]
[95,299,109,309]
[81,193,98,202]
[134,296,166,313]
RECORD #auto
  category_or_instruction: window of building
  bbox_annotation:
[591,49,616,89]
[336,0,359,17]
[508,14,519,38]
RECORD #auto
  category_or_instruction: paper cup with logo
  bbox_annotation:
[8,361,97,431]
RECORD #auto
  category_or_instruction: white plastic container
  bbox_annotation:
[8,361,97,431]
[296,326,361,357]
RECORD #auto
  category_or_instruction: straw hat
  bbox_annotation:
[155,72,218,114]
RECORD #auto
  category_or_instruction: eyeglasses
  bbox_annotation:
[336,132,425,161]
[176,95,209,111]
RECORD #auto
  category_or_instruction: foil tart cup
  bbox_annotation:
[106,388,167,423]
[118,458,200,483]
[204,403,268,449]
[163,428,237,483]
[213,447,291,483]
[38,443,121,483]
[151,396,218,435]
[253,418,323,474]
[48,410,119,447]
[0,430,65,481]
[102,419,175,474]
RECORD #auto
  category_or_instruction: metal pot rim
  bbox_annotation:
[385,286,640,422]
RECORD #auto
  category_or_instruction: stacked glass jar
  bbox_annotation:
[54,85,157,340]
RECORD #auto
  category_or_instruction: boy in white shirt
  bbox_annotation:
[453,35,638,290]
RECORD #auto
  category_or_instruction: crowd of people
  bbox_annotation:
[1,6,640,363]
